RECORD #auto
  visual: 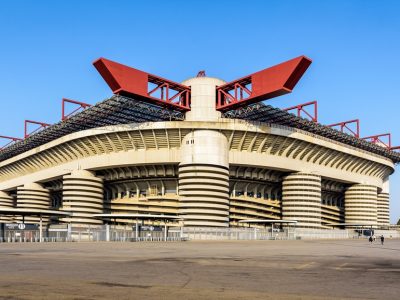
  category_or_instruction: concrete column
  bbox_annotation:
[178,77,229,227]
[60,170,104,225]
[344,184,377,226]
[179,130,230,227]
[0,191,14,222]
[282,173,322,228]
[377,193,390,226]
[16,183,51,223]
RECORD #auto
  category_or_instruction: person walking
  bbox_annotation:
[380,235,385,245]
[369,236,373,243]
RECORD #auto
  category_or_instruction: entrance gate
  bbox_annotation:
[0,223,40,242]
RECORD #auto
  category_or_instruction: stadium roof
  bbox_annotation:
[223,103,400,163]
[0,95,184,162]
[0,95,399,164]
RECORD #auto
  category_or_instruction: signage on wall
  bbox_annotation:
[4,224,40,230]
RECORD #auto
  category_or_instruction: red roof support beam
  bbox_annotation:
[216,56,312,112]
[362,133,392,149]
[62,98,91,121]
[0,135,23,150]
[391,146,400,151]
[24,120,51,139]
[93,58,190,111]
[328,119,360,138]
[284,101,318,123]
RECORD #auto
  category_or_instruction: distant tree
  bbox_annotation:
[397,218,400,225]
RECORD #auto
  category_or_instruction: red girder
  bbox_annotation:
[93,58,190,111]
[328,119,360,138]
[0,135,23,150]
[62,98,91,121]
[25,120,51,139]
[216,56,312,112]
[362,133,392,149]
[284,101,318,122]
[391,146,400,151]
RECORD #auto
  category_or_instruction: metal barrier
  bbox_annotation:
[1,223,399,243]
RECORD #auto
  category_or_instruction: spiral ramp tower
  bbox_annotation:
[344,184,378,227]
[0,191,14,222]
[282,173,322,229]
[178,77,230,227]
[377,193,390,226]
[16,183,51,223]
[60,170,104,225]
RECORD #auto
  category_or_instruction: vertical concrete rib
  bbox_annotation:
[377,193,390,226]
[61,170,104,225]
[0,191,14,222]
[282,173,322,228]
[344,184,377,226]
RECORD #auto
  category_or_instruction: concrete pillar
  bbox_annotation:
[282,173,322,228]
[60,170,104,225]
[16,183,51,223]
[0,191,14,222]
[344,184,377,226]
[178,77,229,227]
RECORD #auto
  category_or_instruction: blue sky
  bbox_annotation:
[0,0,399,222]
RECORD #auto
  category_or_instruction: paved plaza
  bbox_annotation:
[0,239,399,300]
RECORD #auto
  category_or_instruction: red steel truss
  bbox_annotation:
[93,58,190,111]
[328,119,360,138]
[25,120,51,139]
[391,146,400,151]
[284,101,318,122]
[362,133,392,149]
[216,56,312,112]
[0,135,23,150]
[62,98,91,121]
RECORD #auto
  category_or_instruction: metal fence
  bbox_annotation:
[182,227,296,241]
[1,223,399,243]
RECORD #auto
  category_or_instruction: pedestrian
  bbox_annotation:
[380,235,384,245]
[373,235,376,242]
[369,236,373,243]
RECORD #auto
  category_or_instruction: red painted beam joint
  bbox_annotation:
[0,135,23,150]
[24,120,50,139]
[284,101,318,123]
[93,58,191,111]
[328,119,360,138]
[216,56,312,111]
[62,98,91,121]
[362,133,392,149]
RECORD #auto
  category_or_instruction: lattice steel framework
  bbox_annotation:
[362,133,391,149]
[0,95,184,162]
[223,103,400,163]
[0,136,23,150]
[328,119,360,138]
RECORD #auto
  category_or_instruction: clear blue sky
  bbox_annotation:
[0,0,399,222]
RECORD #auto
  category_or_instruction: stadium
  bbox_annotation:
[0,55,399,240]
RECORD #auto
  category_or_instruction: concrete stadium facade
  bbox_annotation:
[0,76,395,229]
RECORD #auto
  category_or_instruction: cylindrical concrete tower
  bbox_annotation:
[179,77,230,227]
[16,183,51,223]
[0,191,14,222]
[61,170,104,225]
[282,173,322,228]
[344,184,377,226]
[377,193,390,226]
